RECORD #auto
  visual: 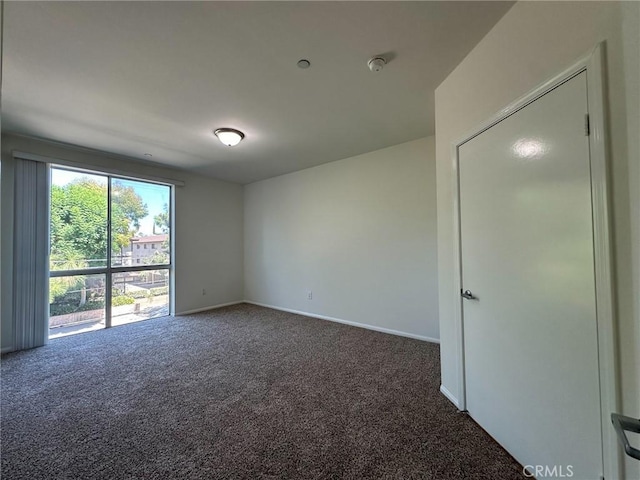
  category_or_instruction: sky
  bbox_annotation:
[51,168,170,236]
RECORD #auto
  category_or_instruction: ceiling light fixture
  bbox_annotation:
[297,59,311,69]
[214,128,244,147]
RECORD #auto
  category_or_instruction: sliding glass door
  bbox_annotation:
[49,167,172,339]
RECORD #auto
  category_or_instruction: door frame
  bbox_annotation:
[449,43,621,480]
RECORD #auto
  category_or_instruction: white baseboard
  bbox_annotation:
[244,301,440,344]
[176,301,244,316]
[440,384,460,408]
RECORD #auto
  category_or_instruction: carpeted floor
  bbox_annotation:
[1,303,525,479]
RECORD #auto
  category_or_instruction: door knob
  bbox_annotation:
[461,289,477,300]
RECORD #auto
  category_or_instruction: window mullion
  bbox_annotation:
[106,176,113,328]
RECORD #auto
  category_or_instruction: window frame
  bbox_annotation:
[48,165,174,331]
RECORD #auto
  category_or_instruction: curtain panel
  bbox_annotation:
[13,158,48,350]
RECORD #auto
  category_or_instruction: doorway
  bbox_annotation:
[452,45,618,480]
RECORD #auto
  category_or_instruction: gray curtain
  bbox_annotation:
[13,159,49,350]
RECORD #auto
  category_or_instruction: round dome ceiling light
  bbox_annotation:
[214,128,244,147]
[297,59,311,69]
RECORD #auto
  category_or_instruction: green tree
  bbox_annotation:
[50,178,148,269]
[111,180,149,256]
[144,249,170,266]
[112,180,148,231]
[49,253,90,305]
[50,177,148,309]
[151,202,170,264]
[50,179,109,269]
[153,203,170,234]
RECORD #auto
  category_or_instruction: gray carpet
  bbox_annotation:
[1,303,525,479]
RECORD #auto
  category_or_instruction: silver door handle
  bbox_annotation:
[461,289,477,300]
[611,413,640,460]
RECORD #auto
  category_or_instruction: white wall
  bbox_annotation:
[1,134,244,351]
[435,2,639,478]
[244,137,439,341]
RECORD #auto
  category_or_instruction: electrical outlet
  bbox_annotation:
[202,289,206,296]
[307,290,313,300]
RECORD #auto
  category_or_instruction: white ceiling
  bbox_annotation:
[2,1,513,184]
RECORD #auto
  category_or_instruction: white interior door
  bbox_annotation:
[459,71,603,479]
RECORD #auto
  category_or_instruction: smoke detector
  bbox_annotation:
[367,56,386,72]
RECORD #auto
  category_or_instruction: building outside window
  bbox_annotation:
[130,235,169,265]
